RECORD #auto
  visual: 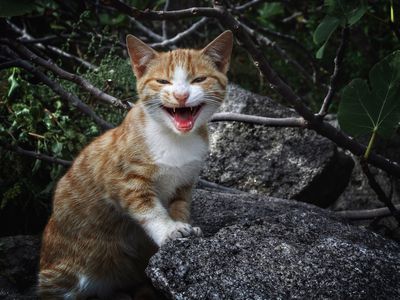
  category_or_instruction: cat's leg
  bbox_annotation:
[115,173,199,246]
[132,197,201,245]
[168,185,202,238]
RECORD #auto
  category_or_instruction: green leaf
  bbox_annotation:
[51,141,63,155]
[316,43,327,59]
[7,69,20,97]
[32,159,42,174]
[338,51,400,139]
[0,0,37,17]
[258,2,284,19]
[313,15,341,45]
[347,3,367,26]
[314,1,367,58]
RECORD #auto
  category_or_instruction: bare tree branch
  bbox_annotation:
[240,18,318,82]
[7,20,98,70]
[360,160,400,225]
[336,204,400,220]
[389,20,400,42]
[211,113,307,127]
[0,142,72,167]
[233,0,264,12]
[128,17,164,42]
[151,17,209,48]
[239,20,314,85]
[0,60,20,70]
[317,26,349,117]
[197,179,245,194]
[3,49,113,131]
[4,39,130,110]
[106,0,221,20]
[19,34,61,44]
[162,0,171,39]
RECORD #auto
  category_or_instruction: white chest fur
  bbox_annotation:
[144,118,208,203]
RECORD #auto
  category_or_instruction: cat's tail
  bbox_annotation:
[37,267,79,299]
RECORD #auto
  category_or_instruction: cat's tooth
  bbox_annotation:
[190,107,193,112]
[173,107,176,113]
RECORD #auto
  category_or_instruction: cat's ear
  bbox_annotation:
[126,34,158,78]
[201,30,233,73]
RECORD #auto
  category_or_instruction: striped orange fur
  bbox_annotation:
[38,31,233,299]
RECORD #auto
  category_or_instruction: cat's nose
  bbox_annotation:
[173,91,189,105]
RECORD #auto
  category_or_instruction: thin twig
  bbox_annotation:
[128,17,164,42]
[233,0,264,12]
[5,55,113,130]
[106,0,221,20]
[239,20,314,85]
[162,0,170,39]
[19,34,61,44]
[360,159,400,225]
[389,20,400,42]
[0,142,72,167]
[336,204,400,220]
[211,113,307,127]
[241,18,318,82]
[317,26,349,117]
[197,179,245,194]
[151,17,208,48]
[6,20,98,70]
[4,39,130,110]
[0,60,20,70]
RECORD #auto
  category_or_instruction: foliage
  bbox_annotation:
[313,0,367,58]
[338,51,400,158]
[0,52,132,226]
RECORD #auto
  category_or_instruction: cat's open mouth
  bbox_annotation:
[162,104,204,132]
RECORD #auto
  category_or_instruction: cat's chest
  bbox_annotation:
[144,122,208,202]
[155,162,202,202]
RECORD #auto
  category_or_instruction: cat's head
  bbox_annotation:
[126,31,233,135]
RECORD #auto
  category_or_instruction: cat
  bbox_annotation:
[38,30,233,299]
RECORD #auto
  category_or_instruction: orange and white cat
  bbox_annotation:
[38,31,233,299]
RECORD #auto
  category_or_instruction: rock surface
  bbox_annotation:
[147,189,400,299]
[202,85,354,207]
[0,235,40,300]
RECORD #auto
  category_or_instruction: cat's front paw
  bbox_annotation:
[166,222,202,242]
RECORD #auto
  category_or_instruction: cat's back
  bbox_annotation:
[54,105,149,203]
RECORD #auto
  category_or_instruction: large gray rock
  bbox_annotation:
[202,85,354,207]
[0,235,40,299]
[147,189,400,299]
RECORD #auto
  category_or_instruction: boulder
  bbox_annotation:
[3,191,400,300]
[0,235,40,299]
[147,189,400,299]
[202,85,354,207]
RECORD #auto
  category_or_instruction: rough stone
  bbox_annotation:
[147,189,400,299]
[202,85,354,207]
[0,235,40,300]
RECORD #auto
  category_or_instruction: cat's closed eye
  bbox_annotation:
[191,76,207,83]
[156,79,171,84]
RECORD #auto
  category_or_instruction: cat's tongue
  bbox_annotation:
[173,108,193,132]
